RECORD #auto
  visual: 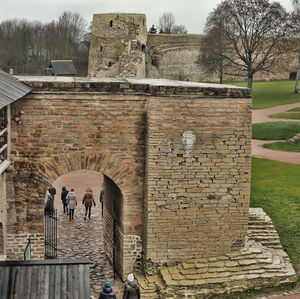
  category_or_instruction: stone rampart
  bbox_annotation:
[3,77,251,279]
[1,76,296,295]
[88,13,299,82]
[146,34,299,82]
[88,13,147,78]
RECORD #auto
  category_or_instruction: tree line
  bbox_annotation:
[0,11,90,76]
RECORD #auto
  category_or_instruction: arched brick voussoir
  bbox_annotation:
[36,151,140,199]
[84,152,141,196]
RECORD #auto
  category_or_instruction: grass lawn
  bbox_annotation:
[288,107,300,112]
[228,80,300,110]
[252,122,300,140]
[251,157,300,271]
[270,113,300,120]
[263,141,300,152]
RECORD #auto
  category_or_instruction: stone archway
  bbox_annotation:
[9,151,143,278]
[52,169,125,297]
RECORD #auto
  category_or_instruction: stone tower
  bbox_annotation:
[88,13,147,78]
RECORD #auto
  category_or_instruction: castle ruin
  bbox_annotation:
[88,13,298,82]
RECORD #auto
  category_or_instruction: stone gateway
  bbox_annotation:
[0,77,296,298]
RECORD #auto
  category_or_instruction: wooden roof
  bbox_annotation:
[0,259,90,299]
[0,70,32,109]
[49,60,77,76]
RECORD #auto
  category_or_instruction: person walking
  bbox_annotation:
[122,273,140,299]
[66,188,77,221]
[82,187,96,220]
[61,186,69,214]
[48,185,56,199]
[99,281,117,299]
[44,187,55,215]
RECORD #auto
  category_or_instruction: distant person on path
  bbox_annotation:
[99,186,104,218]
[61,186,69,214]
[44,186,56,215]
[99,281,117,299]
[122,273,140,299]
[66,188,77,221]
[82,187,96,220]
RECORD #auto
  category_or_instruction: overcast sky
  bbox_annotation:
[0,0,295,34]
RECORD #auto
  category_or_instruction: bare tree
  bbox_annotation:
[158,12,187,34]
[205,0,297,88]
[0,11,89,76]
[291,1,300,92]
[198,18,233,84]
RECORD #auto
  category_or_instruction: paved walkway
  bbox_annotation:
[53,170,124,298]
[252,102,300,124]
[252,102,300,163]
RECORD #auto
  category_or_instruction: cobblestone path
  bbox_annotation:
[53,170,124,298]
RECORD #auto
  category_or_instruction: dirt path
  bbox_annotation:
[251,102,300,163]
[252,102,300,124]
[252,139,300,165]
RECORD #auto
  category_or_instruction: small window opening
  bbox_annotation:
[110,20,113,27]
[142,44,146,53]
[0,106,8,166]
[108,62,112,67]
[143,19,145,26]
[100,46,103,52]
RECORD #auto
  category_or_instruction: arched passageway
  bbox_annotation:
[52,169,124,297]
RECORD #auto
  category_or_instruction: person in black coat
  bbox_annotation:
[99,282,117,299]
[123,273,140,299]
[61,186,69,214]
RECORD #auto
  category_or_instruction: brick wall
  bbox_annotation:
[144,95,252,264]
[6,77,251,277]
[8,83,146,275]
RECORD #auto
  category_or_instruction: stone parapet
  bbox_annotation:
[136,208,296,298]
[17,77,251,98]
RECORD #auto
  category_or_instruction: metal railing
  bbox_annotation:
[44,209,58,259]
[24,236,31,260]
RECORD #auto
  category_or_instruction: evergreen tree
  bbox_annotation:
[148,25,157,34]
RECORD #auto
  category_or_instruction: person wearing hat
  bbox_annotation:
[99,281,117,299]
[66,188,77,221]
[122,273,140,299]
